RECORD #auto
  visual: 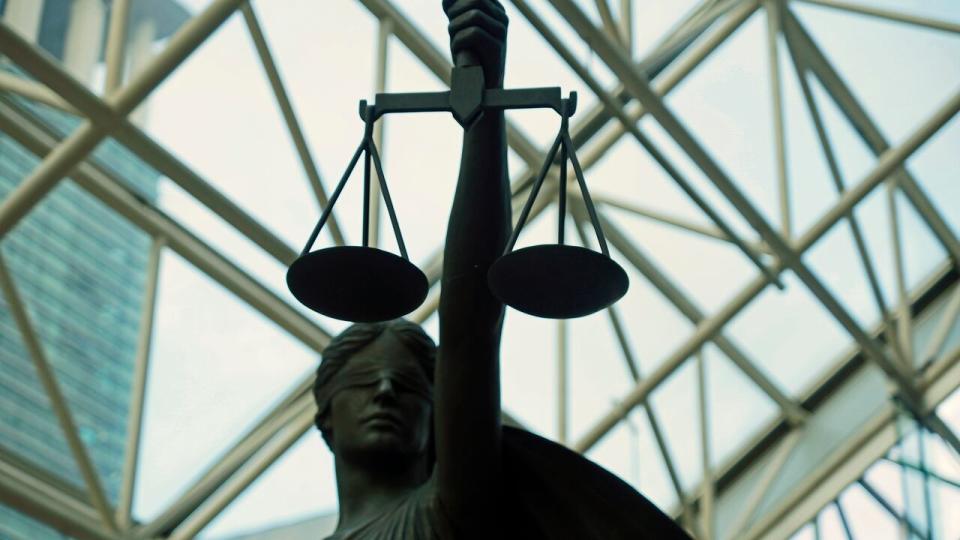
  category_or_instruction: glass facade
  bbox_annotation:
[0,99,157,538]
[0,1,176,536]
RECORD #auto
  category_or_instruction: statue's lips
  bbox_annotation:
[362,411,404,427]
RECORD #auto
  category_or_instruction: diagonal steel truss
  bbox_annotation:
[0,0,958,538]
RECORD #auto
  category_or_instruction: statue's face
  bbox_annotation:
[325,332,432,467]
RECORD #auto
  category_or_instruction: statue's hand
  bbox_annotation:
[444,0,508,88]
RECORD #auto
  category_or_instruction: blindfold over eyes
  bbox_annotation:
[316,365,433,415]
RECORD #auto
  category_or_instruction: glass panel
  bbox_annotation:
[586,408,680,512]
[817,505,849,540]
[704,343,778,467]
[133,250,317,521]
[155,177,347,336]
[840,483,900,540]
[0,250,82,489]
[648,357,701,492]
[629,0,703,60]
[804,75,879,202]
[587,134,720,250]
[382,39,463,265]
[831,0,960,23]
[908,115,960,239]
[895,189,948,292]
[0,502,69,540]
[198,432,338,539]
[727,271,851,396]
[666,10,780,230]
[780,50,868,237]
[568,293,635,442]
[144,12,319,251]
[804,213,884,329]
[788,523,816,540]
[605,204,758,315]
[1,129,151,501]
[793,1,960,144]
[501,307,559,438]
[601,238,695,377]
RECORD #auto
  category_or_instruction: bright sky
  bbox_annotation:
[107,0,960,537]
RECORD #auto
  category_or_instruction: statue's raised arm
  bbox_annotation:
[435,0,510,531]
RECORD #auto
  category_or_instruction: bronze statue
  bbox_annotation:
[311,1,691,538]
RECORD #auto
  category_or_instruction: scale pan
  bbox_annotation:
[488,244,628,319]
[287,246,428,322]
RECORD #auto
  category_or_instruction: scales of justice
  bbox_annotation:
[286,50,628,322]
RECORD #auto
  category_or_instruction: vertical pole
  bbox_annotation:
[765,0,791,240]
[2,0,45,42]
[835,500,854,540]
[557,119,568,245]
[370,18,392,248]
[362,120,373,248]
[619,0,633,53]
[888,187,914,366]
[919,429,935,540]
[697,349,714,540]
[126,18,156,126]
[103,0,131,93]
[0,253,117,532]
[63,0,108,86]
[116,236,164,530]
[557,319,568,444]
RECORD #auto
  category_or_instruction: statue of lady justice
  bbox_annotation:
[312,1,691,538]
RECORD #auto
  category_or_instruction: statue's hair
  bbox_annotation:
[313,319,437,447]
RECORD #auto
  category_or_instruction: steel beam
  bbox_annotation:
[795,0,960,35]
[594,195,773,255]
[0,102,332,353]
[549,0,927,415]
[922,285,960,365]
[568,0,759,173]
[0,13,300,267]
[780,32,905,365]
[782,9,960,266]
[135,379,317,538]
[888,183,914,366]
[103,0,131,93]
[571,212,696,527]
[764,0,791,239]
[859,479,927,539]
[594,0,623,44]
[724,429,803,538]
[573,88,960,453]
[167,396,316,539]
[511,0,781,288]
[115,236,164,530]
[0,0,246,238]
[0,254,117,532]
[0,71,78,113]
[368,16,393,249]
[696,351,715,540]
[742,342,960,540]
[619,0,633,52]
[0,450,116,540]
[599,213,806,423]
[356,0,541,170]
[240,2,346,246]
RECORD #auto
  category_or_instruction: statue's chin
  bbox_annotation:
[343,439,425,472]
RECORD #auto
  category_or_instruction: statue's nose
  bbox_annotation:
[373,375,397,399]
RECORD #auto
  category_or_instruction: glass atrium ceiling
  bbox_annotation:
[0,0,958,538]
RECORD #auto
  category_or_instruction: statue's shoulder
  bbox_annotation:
[324,474,452,540]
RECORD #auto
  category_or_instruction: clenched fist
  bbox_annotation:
[443,0,508,88]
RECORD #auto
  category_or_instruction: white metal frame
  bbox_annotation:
[0,0,957,538]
